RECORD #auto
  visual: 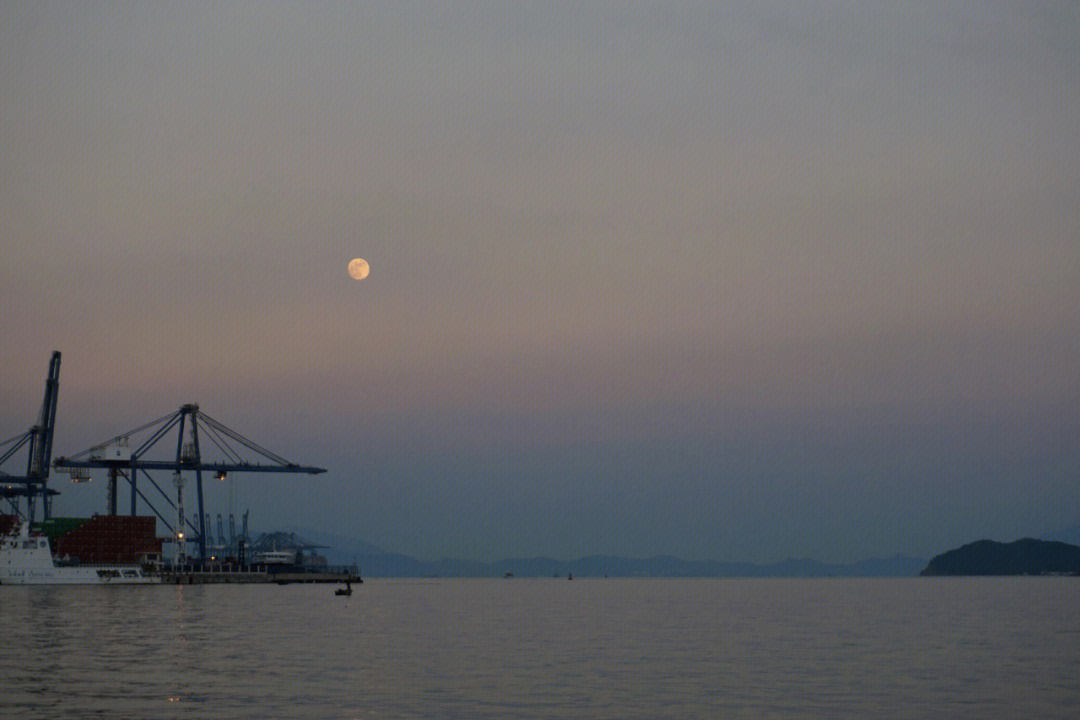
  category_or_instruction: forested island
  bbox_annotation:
[920,538,1080,576]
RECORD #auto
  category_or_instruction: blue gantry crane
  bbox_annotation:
[53,402,326,564]
[0,351,62,522]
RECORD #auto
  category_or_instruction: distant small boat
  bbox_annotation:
[335,582,352,596]
[504,572,514,579]
[568,573,573,581]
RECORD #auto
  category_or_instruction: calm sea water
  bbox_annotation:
[1,578,1077,719]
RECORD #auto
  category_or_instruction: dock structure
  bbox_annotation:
[162,565,361,585]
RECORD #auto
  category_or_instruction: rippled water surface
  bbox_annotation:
[2,578,1078,718]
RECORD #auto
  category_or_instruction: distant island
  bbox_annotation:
[920,538,1080,576]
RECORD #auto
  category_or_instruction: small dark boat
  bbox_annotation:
[335,582,352,596]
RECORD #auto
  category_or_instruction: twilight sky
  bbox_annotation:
[2,2,1078,562]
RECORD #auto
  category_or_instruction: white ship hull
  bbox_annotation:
[0,564,160,585]
[1,522,160,585]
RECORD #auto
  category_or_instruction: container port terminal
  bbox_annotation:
[1,351,360,585]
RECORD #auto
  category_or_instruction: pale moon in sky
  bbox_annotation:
[348,258,370,280]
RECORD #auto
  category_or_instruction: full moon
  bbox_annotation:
[348,258,370,280]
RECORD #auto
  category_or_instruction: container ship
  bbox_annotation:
[1,512,361,585]
[0,514,162,585]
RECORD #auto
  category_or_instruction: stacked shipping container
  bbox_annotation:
[0,514,17,535]
[54,515,162,564]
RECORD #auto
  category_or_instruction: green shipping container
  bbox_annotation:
[32,517,91,542]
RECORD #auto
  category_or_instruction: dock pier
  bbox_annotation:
[161,564,361,585]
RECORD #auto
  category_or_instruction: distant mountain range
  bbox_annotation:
[346,553,927,578]
[283,526,925,577]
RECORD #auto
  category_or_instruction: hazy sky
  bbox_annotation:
[2,2,1078,562]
